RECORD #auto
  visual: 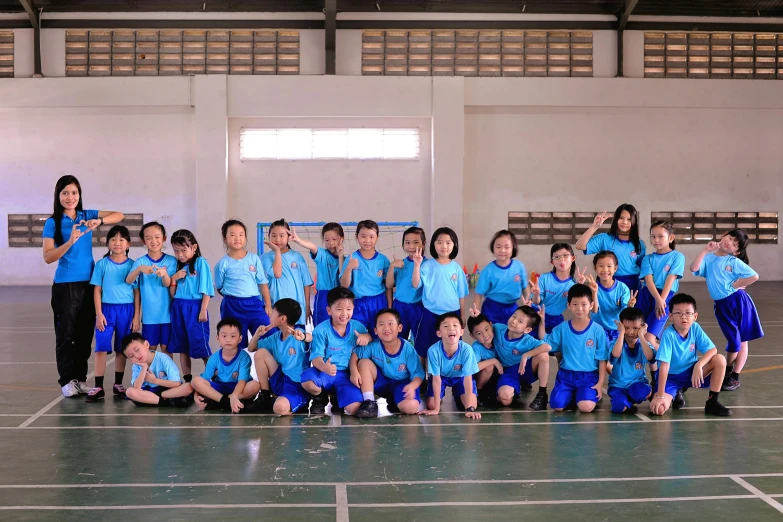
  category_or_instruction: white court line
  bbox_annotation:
[731,476,783,515]
[335,484,349,522]
[330,414,342,427]
[634,412,652,421]
[681,405,783,410]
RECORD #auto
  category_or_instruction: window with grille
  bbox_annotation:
[8,214,145,248]
[0,30,13,78]
[651,212,778,244]
[644,32,783,79]
[65,30,299,76]
[362,30,592,77]
[508,212,608,245]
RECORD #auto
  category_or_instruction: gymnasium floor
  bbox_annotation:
[1,283,782,521]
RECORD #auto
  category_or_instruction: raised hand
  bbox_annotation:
[288,326,306,342]
[355,331,371,346]
[628,290,638,308]
[638,323,648,341]
[68,223,86,245]
[469,303,481,318]
[390,257,405,269]
[593,211,610,228]
[336,238,345,257]
[254,323,274,338]
[140,265,155,276]
[528,278,540,298]
[584,273,598,291]
[574,267,588,284]
[84,218,102,231]
[705,241,720,252]
[289,227,302,244]
[153,266,168,278]
[264,240,280,253]
[347,255,360,271]
[614,319,625,337]
[537,304,546,322]
[411,247,423,266]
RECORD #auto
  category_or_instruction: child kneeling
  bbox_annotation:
[122,333,193,407]
[607,307,656,414]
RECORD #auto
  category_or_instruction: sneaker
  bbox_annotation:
[627,405,639,415]
[85,387,105,402]
[62,380,80,398]
[164,397,192,408]
[528,390,548,411]
[721,375,740,391]
[672,389,686,409]
[251,390,275,412]
[356,399,379,419]
[113,384,126,397]
[519,380,533,392]
[309,393,328,415]
[75,381,90,395]
[704,400,733,417]
[510,394,526,409]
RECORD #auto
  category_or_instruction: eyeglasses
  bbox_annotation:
[552,254,572,261]
[670,312,696,318]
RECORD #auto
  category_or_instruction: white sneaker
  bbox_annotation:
[75,381,90,395]
[62,380,80,398]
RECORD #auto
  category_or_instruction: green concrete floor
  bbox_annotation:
[1,283,782,521]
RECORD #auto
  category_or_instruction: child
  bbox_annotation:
[126,222,178,354]
[591,251,636,344]
[192,318,260,413]
[529,243,586,335]
[576,204,646,291]
[547,284,609,413]
[288,223,345,326]
[690,230,763,391]
[215,219,273,348]
[122,332,193,407]
[466,314,504,403]
[411,227,469,358]
[607,308,656,414]
[419,312,481,419]
[86,225,137,401]
[649,294,732,416]
[249,298,312,415]
[168,229,214,381]
[300,287,373,415]
[340,220,392,333]
[261,219,314,327]
[473,230,529,325]
[387,226,426,342]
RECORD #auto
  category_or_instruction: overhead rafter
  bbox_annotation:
[18,0,39,29]
[18,0,42,75]
[325,0,336,75]
[618,0,639,31]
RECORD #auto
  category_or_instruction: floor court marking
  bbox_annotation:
[335,484,349,521]
[743,365,783,374]
[730,476,783,515]
[330,413,342,427]
[634,412,652,421]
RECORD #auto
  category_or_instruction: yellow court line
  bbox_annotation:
[743,365,783,375]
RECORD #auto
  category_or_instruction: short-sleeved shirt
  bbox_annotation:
[475,259,528,304]
[257,331,309,382]
[584,233,646,278]
[493,324,546,367]
[656,323,715,375]
[342,250,390,299]
[593,280,632,331]
[608,339,655,389]
[356,339,426,381]
[546,320,609,372]
[173,257,215,300]
[42,209,100,283]
[392,257,424,304]
[640,250,685,293]
[214,252,268,298]
[426,341,479,378]
[309,319,368,371]
[89,257,136,304]
[417,259,469,315]
[130,253,178,324]
[201,349,252,384]
[471,340,496,363]
[538,272,576,316]
[261,250,314,325]
[311,248,341,292]
[693,252,758,301]
[131,351,180,389]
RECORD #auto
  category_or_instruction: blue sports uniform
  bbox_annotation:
[547,320,609,409]
[392,257,425,343]
[168,256,214,359]
[607,339,655,413]
[584,233,646,290]
[655,323,715,396]
[257,330,311,412]
[638,250,686,338]
[215,252,272,348]
[593,279,632,344]
[342,251,390,334]
[426,341,479,399]
[130,350,181,395]
[262,249,314,326]
[200,349,252,396]
[537,272,576,334]
[356,338,425,405]
[414,259,469,357]
[130,253,178,347]
[476,260,528,326]
[43,209,100,283]
[311,247,342,326]
[90,257,137,354]
[493,324,547,394]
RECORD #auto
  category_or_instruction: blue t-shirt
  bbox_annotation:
[214,252,268,298]
[417,259,469,315]
[356,339,426,381]
[392,257,424,304]
[546,320,609,372]
[584,233,646,278]
[470,340,496,363]
[475,259,528,304]
[261,250,314,325]
[656,323,715,375]
[640,250,685,293]
[42,209,99,283]
[173,257,215,300]
[593,280,632,331]
[426,340,479,378]
[309,319,368,371]
[131,351,180,389]
[89,257,136,304]
[257,331,309,382]
[693,252,758,301]
[493,324,545,367]
[130,253,178,324]
[311,248,341,292]
[608,339,655,389]
[342,250,390,299]
[201,349,252,384]
[538,272,576,316]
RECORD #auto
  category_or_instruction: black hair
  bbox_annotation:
[139,221,166,242]
[268,218,291,248]
[609,204,642,255]
[356,219,380,238]
[327,286,355,307]
[51,175,84,247]
[467,313,491,334]
[430,226,459,260]
[550,243,576,277]
[490,229,518,259]
[374,307,401,326]
[650,220,676,250]
[436,311,464,330]
[619,307,645,323]
[670,293,698,312]
[170,229,202,275]
[402,226,426,247]
[103,225,131,258]
[322,222,345,239]
[121,332,146,352]
[567,283,594,303]
[515,305,541,330]
[723,229,750,264]
[592,250,619,268]
[274,298,302,327]
[221,219,247,240]
[216,317,242,334]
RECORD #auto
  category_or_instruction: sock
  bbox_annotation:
[115,372,124,386]
[539,386,547,394]
[708,391,720,403]
[362,391,375,401]
[183,374,192,383]
[219,395,232,409]
[95,376,104,389]
[730,371,740,380]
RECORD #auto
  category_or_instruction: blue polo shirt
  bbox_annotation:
[42,209,99,283]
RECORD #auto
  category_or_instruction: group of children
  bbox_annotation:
[88,203,765,419]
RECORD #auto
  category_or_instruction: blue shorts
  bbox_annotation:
[656,365,711,397]
[550,369,600,409]
[299,368,363,408]
[353,293,388,335]
[615,274,641,293]
[426,375,477,399]
[270,367,309,413]
[414,307,461,358]
[95,302,134,353]
[393,299,424,342]
[544,313,564,335]
[608,382,652,413]
[142,323,171,347]
[374,372,420,406]
[168,298,212,359]
[637,287,672,339]
[714,290,764,353]
[209,380,237,396]
[604,327,620,346]
[481,298,518,327]
[313,290,331,326]
[496,359,537,394]
[220,295,272,348]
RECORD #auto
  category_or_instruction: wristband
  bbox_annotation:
[466,406,476,412]
[99,217,104,226]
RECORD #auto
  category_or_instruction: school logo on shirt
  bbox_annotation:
[290,262,298,270]
[586,339,595,348]
[616,299,622,306]
[512,349,521,356]
[630,251,638,259]
[514,274,522,282]
[451,273,458,281]
[664,265,671,272]
[288,347,296,356]
[377,270,383,277]
[689,343,696,352]
[561,291,569,298]
[158,371,166,379]
[635,362,643,370]
[249,265,257,272]
[232,371,239,379]
[724,265,733,273]
[398,363,407,372]
[454,364,462,371]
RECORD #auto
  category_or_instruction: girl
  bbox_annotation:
[86,226,137,402]
[576,204,646,291]
[42,175,124,397]
[289,222,345,326]
[168,229,214,381]
[638,221,685,344]
[473,229,529,326]
[387,226,426,342]
[691,229,763,391]
[529,243,587,335]
[214,219,273,348]
[411,227,469,358]
[591,250,637,345]
[340,220,392,333]
[261,219,314,327]
[126,222,178,354]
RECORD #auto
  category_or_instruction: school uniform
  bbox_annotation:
[637,251,686,338]
[257,331,311,412]
[356,338,425,406]
[90,257,137,353]
[538,272,576,334]
[311,247,342,326]
[130,351,180,400]
[607,339,655,413]
[492,324,546,394]
[655,323,715,396]
[168,257,214,359]
[130,253,178,347]
[476,259,528,325]
[261,250,314,326]
[413,259,469,357]
[425,341,479,399]
[391,257,425,342]
[593,279,632,344]
[215,252,272,348]
[547,320,610,409]
[200,349,252,396]
[342,251,390,334]
[584,233,646,290]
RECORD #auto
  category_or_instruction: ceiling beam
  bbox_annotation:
[18,0,39,29]
[18,0,42,76]
[618,0,639,31]
[325,0,336,75]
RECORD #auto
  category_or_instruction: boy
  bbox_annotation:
[649,294,732,417]
[248,298,312,416]
[191,318,260,413]
[607,307,656,414]
[420,312,482,420]
[466,314,504,404]
[122,332,193,407]
[547,284,609,413]
[301,287,373,415]
[351,308,425,418]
